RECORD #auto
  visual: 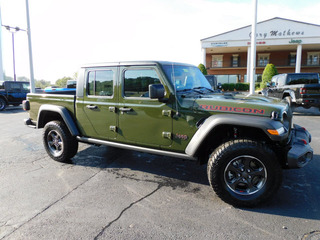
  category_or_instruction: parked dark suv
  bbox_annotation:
[0,81,30,111]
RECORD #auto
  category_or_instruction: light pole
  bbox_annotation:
[2,25,26,81]
[249,0,258,95]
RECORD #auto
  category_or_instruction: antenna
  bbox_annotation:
[171,63,180,117]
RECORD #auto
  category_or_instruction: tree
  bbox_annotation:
[55,76,72,88]
[198,63,207,75]
[35,79,51,89]
[261,64,278,88]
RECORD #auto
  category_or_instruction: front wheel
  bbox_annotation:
[207,139,282,207]
[43,121,78,162]
[0,98,7,111]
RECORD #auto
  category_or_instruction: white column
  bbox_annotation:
[201,48,206,67]
[295,44,302,73]
[0,7,4,80]
[249,0,258,95]
[246,46,251,83]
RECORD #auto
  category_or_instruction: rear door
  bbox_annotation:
[6,82,26,103]
[80,67,118,140]
[117,66,172,147]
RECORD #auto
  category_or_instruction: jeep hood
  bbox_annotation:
[186,93,289,118]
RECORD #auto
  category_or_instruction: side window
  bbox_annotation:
[87,70,114,96]
[124,69,161,98]
[8,83,21,91]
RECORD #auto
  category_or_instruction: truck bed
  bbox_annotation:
[27,93,76,122]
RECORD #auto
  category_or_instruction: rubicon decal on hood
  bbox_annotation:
[199,105,265,115]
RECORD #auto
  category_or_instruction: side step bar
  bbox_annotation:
[77,136,196,161]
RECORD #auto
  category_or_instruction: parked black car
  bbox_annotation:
[0,81,30,111]
[266,73,320,110]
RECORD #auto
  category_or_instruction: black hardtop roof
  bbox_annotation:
[277,73,319,76]
[81,61,195,68]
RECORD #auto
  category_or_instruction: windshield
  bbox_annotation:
[161,64,212,92]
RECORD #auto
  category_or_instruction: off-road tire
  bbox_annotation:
[0,98,7,111]
[43,121,78,162]
[207,139,282,207]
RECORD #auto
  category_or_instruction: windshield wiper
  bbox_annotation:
[192,87,215,92]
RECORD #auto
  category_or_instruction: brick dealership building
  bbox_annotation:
[201,17,320,84]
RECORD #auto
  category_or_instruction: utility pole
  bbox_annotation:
[249,0,258,95]
[26,0,35,93]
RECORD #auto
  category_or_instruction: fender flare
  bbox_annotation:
[283,90,296,102]
[185,114,287,157]
[0,95,8,103]
[37,104,80,136]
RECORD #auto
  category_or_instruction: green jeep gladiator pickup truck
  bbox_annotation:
[23,61,313,207]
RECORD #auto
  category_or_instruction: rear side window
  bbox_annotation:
[287,74,319,85]
[7,82,22,91]
[123,69,161,98]
[87,70,114,96]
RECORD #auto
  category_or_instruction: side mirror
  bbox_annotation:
[266,83,270,88]
[149,84,165,99]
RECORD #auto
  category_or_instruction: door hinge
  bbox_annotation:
[109,126,117,132]
[162,110,172,117]
[162,132,172,139]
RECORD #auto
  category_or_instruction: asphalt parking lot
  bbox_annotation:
[0,106,319,240]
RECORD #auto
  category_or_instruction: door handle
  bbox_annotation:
[119,107,132,113]
[86,105,98,110]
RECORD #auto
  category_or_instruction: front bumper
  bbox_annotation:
[296,98,320,108]
[287,124,313,168]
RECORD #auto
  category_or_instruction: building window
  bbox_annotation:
[232,54,239,67]
[258,54,270,67]
[212,55,223,68]
[244,74,262,83]
[307,52,320,66]
[289,53,296,66]
[215,75,240,84]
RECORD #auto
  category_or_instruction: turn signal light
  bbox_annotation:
[267,127,285,136]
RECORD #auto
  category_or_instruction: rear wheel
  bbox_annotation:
[207,139,282,207]
[43,121,78,162]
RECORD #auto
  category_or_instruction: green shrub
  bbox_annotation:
[262,63,278,86]
[198,63,207,75]
[235,83,249,91]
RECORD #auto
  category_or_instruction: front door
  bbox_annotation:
[81,67,118,140]
[118,66,172,147]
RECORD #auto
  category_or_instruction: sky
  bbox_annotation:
[0,0,320,83]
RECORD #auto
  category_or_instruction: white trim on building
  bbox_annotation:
[201,17,320,76]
